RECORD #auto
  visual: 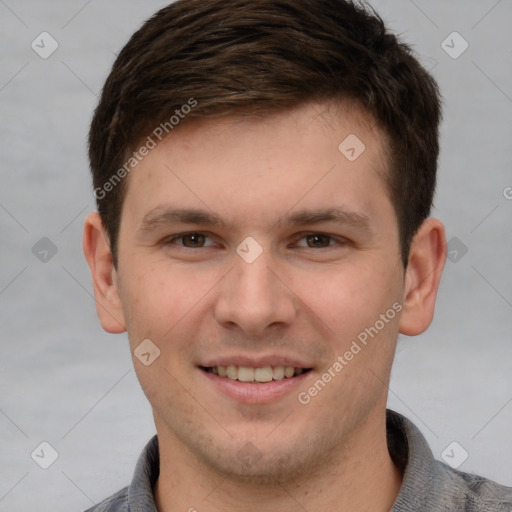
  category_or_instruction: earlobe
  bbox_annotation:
[83,212,127,333]
[398,218,446,336]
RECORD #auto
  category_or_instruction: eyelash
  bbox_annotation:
[163,232,347,249]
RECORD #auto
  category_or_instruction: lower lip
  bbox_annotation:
[200,368,312,404]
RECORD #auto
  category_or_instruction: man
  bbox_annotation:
[83,0,512,510]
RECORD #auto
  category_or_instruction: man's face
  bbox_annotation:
[113,102,406,482]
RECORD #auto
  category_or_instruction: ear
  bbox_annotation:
[83,212,126,333]
[398,218,446,336]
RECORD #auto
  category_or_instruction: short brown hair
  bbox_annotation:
[89,0,442,267]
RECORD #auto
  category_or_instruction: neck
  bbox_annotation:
[154,407,402,512]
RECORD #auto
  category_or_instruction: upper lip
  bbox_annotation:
[199,355,313,369]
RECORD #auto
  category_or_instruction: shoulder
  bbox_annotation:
[83,486,129,512]
[435,459,512,511]
[82,435,159,512]
[387,410,512,512]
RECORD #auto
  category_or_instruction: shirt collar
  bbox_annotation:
[387,409,442,511]
[128,434,159,511]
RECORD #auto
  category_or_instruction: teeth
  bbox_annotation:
[284,366,295,378]
[205,365,308,382]
[227,365,238,380]
[238,367,255,382]
[254,367,273,382]
[272,366,285,380]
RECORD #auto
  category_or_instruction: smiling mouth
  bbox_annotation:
[200,365,312,383]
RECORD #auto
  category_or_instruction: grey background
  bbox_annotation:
[0,0,511,510]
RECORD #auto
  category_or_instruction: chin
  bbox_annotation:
[194,434,333,487]
[207,452,310,486]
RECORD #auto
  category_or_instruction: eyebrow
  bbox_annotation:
[282,208,371,231]
[137,206,372,233]
[138,207,230,232]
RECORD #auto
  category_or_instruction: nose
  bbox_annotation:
[214,249,297,336]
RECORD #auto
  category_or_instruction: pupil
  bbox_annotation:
[184,233,205,247]
[307,234,330,247]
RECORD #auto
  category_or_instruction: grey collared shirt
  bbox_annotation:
[85,410,512,511]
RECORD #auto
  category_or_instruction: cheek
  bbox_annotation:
[288,260,403,364]
[296,264,390,328]
[119,261,220,346]
[119,263,182,339]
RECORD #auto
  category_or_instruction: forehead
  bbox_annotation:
[121,101,392,229]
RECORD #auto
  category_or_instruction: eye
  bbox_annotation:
[165,232,215,248]
[294,233,345,248]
